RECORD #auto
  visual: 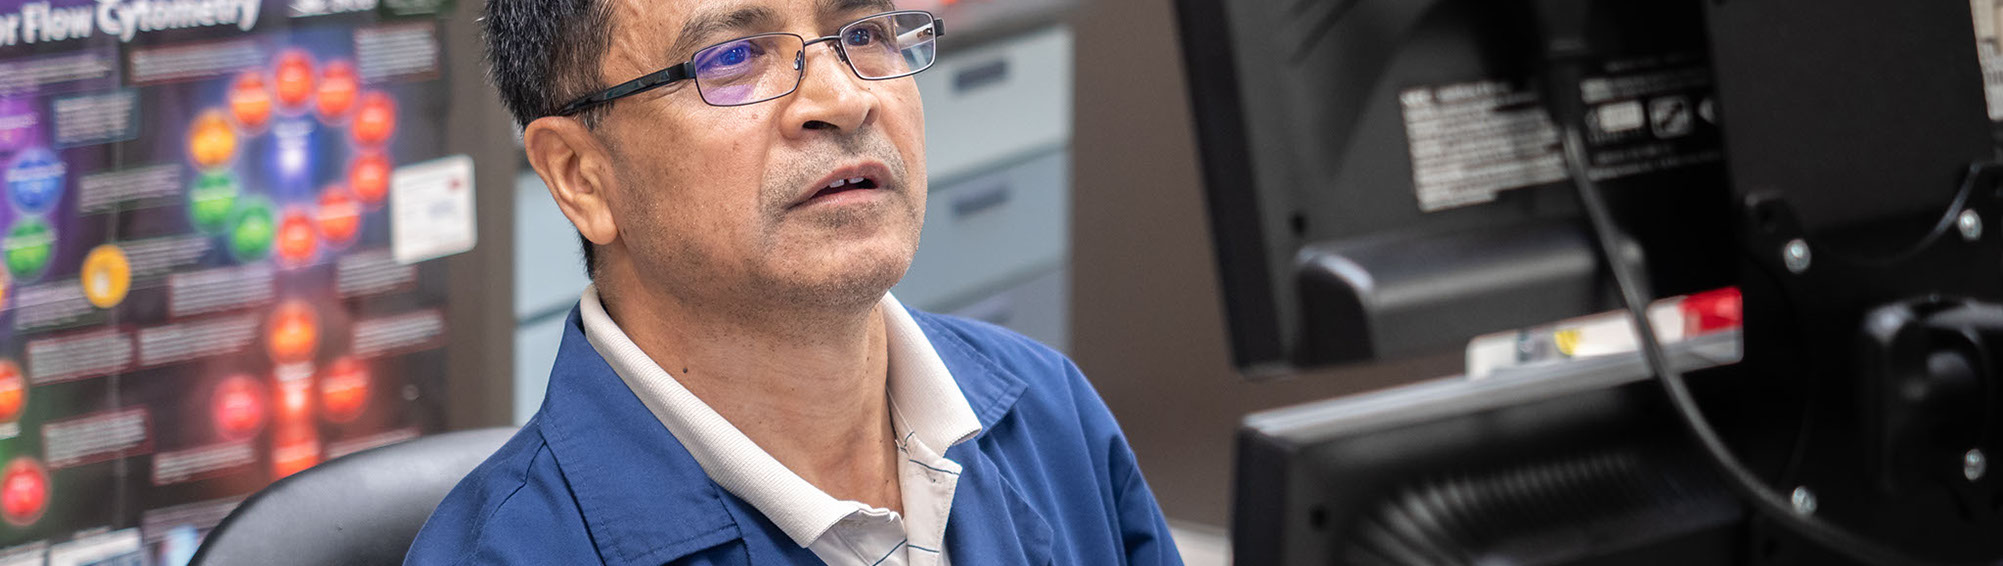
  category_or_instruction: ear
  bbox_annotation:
[524,116,621,248]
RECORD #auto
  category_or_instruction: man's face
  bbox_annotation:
[589,0,926,312]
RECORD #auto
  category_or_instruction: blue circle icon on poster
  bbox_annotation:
[5,148,65,215]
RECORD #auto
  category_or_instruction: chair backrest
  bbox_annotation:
[190,426,517,566]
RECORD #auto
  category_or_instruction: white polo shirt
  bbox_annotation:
[578,286,980,566]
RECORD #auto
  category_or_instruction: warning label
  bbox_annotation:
[1401,56,1723,213]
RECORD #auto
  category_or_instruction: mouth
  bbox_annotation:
[794,161,893,208]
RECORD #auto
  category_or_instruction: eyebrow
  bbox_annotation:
[665,0,901,62]
[667,4,781,61]
[817,0,896,17]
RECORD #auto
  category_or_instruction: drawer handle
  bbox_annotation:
[951,183,1012,219]
[953,59,1010,94]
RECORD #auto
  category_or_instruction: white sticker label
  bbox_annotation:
[1400,80,1567,212]
[391,154,478,264]
[1973,0,2003,120]
[47,528,141,566]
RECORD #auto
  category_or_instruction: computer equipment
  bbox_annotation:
[1175,0,2003,563]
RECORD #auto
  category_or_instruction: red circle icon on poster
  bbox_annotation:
[321,357,369,423]
[316,60,359,120]
[317,185,362,246]
[1,458,47,527]
[266,301,320,364]
[212,375,266,440]
[276,207,318,266]
[351,92,396,147]
[274,50,316,109]
[349,151,391,206]
[0,360,24,423]
[228,72,273,130]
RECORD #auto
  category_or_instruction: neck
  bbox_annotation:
[595,269,902,512]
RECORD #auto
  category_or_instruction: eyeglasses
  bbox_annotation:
[555,10,944,116]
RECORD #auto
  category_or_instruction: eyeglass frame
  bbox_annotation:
[553,10,945,116]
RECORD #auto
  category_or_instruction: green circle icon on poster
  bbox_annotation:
[229,198,276,262]
[189,171,242,234]
[3,219,53,282]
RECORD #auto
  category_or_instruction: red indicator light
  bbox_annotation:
[1681,287,1743,337]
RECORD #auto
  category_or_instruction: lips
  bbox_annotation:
[795,161,894,207]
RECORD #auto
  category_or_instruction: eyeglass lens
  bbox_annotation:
[691,12,940,106]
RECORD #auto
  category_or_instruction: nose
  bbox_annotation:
[778,38,876,136]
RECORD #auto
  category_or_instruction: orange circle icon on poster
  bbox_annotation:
[349,151,391,205]
[316,185,361,246]
[227,72,273,130]
[266,301,319,364]
[1,458,46,527]
[276,208,317,266]
[81,244,130,309]
[212,375,266,440]
[351,91,396,147]
[271,423,320,478]
[188,110,238,168]
[316,60,359,120]
[320,357,369,423]
[0,360,24,423]
[274,50,316,109]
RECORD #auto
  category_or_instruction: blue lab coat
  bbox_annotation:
[404,306,1183,565]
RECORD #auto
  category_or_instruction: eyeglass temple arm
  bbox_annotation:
[557,62,694,116]
[890,18,943,50]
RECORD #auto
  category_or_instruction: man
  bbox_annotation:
[405,0,1182,564]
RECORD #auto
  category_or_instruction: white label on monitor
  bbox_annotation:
[391,154,477,265]
[1400,80,1568,213]
[1402,61,1722,213]
[1973,0,2003,120]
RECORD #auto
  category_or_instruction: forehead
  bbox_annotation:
[610,0,898,37]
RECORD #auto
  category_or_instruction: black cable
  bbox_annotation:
[1531,2,1976,564]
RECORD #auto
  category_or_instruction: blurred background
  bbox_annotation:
[12,0,2000,562]
[0,0,1342,562]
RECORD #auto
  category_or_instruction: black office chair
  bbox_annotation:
[190,426,517,566]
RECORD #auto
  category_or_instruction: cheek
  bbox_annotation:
[671,128,775,235]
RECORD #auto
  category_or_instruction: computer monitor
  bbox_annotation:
[1177,0,2003,563]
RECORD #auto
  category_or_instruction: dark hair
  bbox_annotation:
[482,0,614,277]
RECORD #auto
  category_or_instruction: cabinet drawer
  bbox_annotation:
[894,151,1068,310]
[917,25,1071,183]
[947,266,1068,352]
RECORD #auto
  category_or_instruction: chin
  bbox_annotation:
[764,237,915,311]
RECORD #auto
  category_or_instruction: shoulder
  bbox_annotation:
[405,419,601,565]
[910,311,1087,393]
[908,310,1122,441]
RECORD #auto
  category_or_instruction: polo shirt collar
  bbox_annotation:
[535,298,1033,565]
[571,286,984,550]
